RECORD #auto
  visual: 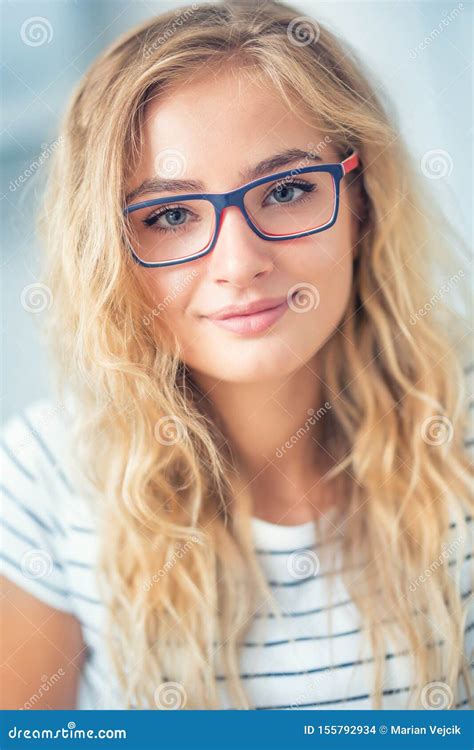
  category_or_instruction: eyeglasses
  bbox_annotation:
[123,150,360,268]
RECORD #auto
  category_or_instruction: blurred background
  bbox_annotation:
[1,0,472,421]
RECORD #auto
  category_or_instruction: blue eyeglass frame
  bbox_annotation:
[123,149,360,268]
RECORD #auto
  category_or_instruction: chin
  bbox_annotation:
[192,347,304,385]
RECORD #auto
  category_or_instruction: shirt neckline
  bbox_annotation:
[250,505,340,551]
[250,514,318,550]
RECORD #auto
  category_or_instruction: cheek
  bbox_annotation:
[134,267,198,335]
[286,214,354,297]
[316,257,353,330]
[280,218,354,344]
[289,256,353,352]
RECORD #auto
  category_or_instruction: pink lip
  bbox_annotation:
[205,298,289,336]
[207,296,288,320]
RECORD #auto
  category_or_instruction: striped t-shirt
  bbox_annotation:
[1,366,473,710]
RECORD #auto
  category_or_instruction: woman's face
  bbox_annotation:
[127,67,360,385]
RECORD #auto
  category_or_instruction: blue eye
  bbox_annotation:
[265,180,316,206]
[143,205,195,233]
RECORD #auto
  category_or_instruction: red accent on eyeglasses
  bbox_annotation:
[341,151,360,175]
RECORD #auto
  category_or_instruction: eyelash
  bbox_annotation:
[143,204,193,234]
[263,179,316,202]
[141,179,317,233]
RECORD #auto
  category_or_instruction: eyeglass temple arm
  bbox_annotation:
[341,150,359,175]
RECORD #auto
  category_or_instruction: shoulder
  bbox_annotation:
[1,398,73,478]
[1,396,77,502]
[450,357,474,535]
[0,396,95,613]
[461,359,474,453]
[439,359,474,593]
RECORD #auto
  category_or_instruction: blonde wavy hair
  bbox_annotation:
[37,0,473,709]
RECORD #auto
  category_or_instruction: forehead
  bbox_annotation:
[130,66,335,191]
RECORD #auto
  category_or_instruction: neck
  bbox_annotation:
[190,353,335,523]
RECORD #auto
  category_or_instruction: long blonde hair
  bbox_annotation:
[38,0,473,709]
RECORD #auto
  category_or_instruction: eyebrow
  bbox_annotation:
[125,148,324,204]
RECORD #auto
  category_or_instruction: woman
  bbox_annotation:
[1,0,472,711]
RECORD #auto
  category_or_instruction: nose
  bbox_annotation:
[208,205,274,286]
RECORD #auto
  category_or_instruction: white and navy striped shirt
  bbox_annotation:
[1,365,473,710]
